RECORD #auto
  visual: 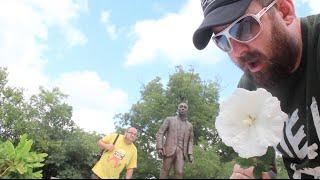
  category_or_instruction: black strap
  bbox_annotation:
[99,134,120,156]
[112,134,120,145]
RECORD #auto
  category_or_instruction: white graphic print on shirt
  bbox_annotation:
[278,97,320,178]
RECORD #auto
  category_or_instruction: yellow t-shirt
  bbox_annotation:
[92,134,137,179]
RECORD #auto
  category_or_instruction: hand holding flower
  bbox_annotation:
[230,164,276,179]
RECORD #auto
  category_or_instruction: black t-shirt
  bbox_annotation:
[238,14,320,179]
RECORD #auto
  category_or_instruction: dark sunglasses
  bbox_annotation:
[212,0,277,52]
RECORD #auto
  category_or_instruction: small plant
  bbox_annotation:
[0,134,48,179]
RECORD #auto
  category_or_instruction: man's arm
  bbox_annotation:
[126,147,137,179]
[97,138,114,152]
[125,168,134,179]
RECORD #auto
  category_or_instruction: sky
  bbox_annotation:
[0,0,319,134]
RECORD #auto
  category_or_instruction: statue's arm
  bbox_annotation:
[156,118,170,150]
[188,124,194,155]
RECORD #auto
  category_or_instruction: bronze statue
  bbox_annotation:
[156,102,194,179]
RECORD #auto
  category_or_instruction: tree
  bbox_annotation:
[0,67,102,179]
[166,66,220,145]
[0,68,30,142]
[23,87,75,178]
[0,66,290,178]
[184,138,234,179]
[57,128,101,179]
[276,156,289,179]
[26,87,103,179]
[115,66,221,178]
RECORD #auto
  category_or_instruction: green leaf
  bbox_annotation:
[0,132,47,178]
[255,146,276,174]
[253,164,264,179]
[0,159,5,165]
[258,146,275,165]
[234,147,276,179]
[3,141,15,160]
[15,162,27,174]
[30,162,45,168]
[38,153,48,158]
[32,170,43,178]
[16,135,33,160]
[235,157,255,168]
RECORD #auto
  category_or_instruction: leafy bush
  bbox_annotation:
[0,134,47,179]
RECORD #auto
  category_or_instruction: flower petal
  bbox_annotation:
[215,88,287,158]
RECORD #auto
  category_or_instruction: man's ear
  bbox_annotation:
[276,0,296,25]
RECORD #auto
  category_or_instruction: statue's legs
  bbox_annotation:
[174,147,184,179]
[160,155,174,179]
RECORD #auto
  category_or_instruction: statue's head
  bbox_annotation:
[177,102,188,116]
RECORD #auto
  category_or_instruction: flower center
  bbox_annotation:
[243,115,256,127]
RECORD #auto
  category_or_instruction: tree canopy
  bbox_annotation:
[0,68,101,178]
[115,66,234,178]
[0,66,289,179]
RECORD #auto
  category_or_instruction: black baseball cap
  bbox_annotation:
[193,0,252,50]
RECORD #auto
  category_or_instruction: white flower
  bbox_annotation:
[216,88,288,158]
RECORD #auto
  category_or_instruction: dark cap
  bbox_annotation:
[193,0,252,50]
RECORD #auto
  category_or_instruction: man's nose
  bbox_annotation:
[229,38,250,59]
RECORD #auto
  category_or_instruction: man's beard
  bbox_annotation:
[240,22,299,88]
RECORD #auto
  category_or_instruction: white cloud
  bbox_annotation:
[100,10,111,23]
[27,0,88,47]
[65,26,88,47]
[54,71,129,134]
[125,0,223,67]
[300,0,320,14]
[0,1,48,95]
[100,10,119,40]
[0,0,125,134]
[0,0,88,96]
[107,25,118,40]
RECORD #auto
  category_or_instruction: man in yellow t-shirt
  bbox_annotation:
[91,127,138,179]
